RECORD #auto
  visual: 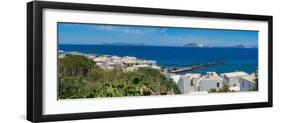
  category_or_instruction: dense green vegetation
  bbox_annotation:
[58,55,181,99]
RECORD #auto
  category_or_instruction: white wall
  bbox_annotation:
[0,0,280,123]
[240,78,255,91]
[228,77,240,88]
[199,79,222,91]
[177,75,194,94]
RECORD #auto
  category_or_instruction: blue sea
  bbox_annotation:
[59,44,258,74]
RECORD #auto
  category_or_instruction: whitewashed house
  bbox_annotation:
[177,73,201,94]
[221,71,248,91]
[239,73,256,91]
[170,74,181,84]
[198,72,223,91]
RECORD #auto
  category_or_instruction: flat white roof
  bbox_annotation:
[241,74,256,83]
[222,71,248,78]
[201,75,222,81]
[201,72,222,80]
[184,73,201,78]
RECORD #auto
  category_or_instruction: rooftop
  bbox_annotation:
[241,74,256,83]
[222,71,248,78]
[201,72,222,80]
[184,73,201,78]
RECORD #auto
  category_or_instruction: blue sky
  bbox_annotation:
[58,23,258,47]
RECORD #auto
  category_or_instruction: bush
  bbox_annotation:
[58,55,181,99]
[59,55,96,77]
[208,88,217,93]
[208,85,231,93]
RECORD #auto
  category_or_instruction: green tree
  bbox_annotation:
[58,55,181,99]
[219,85,231,92]
[59,55,96,77]
[58,76,86,99]
[208,85,231,93]
[253,68,258,91]
[208,88,217,93]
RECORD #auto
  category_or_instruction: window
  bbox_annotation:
[217,82,220,87]
[191,80,194,86]
[242,81,245,88]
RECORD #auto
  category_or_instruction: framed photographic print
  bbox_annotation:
[27,1,273,122]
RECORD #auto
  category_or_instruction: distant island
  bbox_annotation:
[183,42,249,48]
[183,43,204,47]
[102,42,146,46]
[229,44,246,48]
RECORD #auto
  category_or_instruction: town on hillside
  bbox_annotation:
[59,50,257,95]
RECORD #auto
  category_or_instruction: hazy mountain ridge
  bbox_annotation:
[183,42,254,48]
[183,43,204,47]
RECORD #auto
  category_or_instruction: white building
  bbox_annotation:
[198,72,223,91]
[221,71,248,91]
[177,73,201,94]
[58,54,66,59]
[94,56,110,63]
[170,74,181,84]
[239,73,256,91]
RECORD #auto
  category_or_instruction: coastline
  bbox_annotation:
[58,49,257,74]
[59,44,258,74]
[59,50,258,95]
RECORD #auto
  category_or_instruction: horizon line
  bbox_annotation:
[59,43,258,48]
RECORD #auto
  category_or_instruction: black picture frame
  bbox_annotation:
[27,1,273,122]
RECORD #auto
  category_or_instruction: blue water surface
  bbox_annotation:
[59,44,258,74]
